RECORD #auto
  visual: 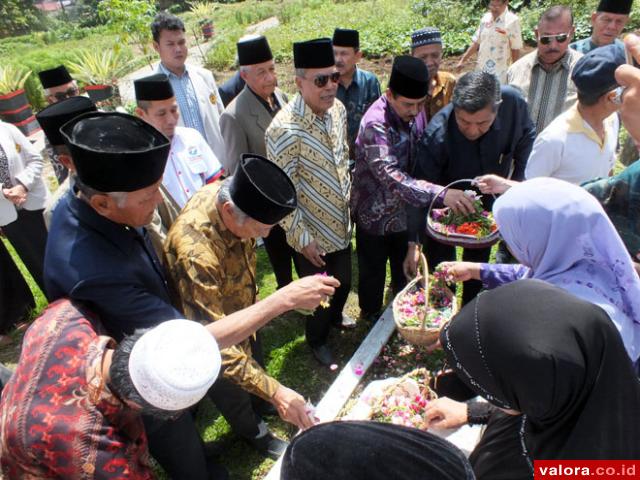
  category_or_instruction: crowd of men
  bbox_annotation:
[0,0,638,477]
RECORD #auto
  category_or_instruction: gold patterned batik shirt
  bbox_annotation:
[163,183,280,400]
[265,93,352,254]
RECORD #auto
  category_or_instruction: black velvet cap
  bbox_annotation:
[332,28,359,49]
[237,35,273,66]
[229,154,297,225]
[282,421,475,480]
[134,73,174,101]
[572,43,626,98]
[60,112,170,193]
[38,65,73,89]
[36,96,97,147]
[597,0,633,14]
[388,55,429,99]
[411,27,442,48]
[293,38,335,69]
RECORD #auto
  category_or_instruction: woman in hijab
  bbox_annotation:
[281,420,475,480]
[440,177,640,366]
[437,279,640,479]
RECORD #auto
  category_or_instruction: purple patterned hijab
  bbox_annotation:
[494,177,640,362]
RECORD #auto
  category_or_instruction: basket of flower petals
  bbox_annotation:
[368,368,437,429]
[393,254,457,347]
[427,179,500,249]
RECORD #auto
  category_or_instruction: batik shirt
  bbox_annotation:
[266,94,352,254]
[351,95,442,235]
[336,68,381,160]
[425,71,457,123]
[506,49,582,134]
[473,8,523,82]
[164,183,280,401]
[0,299,152,479]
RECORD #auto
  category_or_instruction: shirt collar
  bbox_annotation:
[565,104,611,149]
[382,95,412,132]
[293,93,331,130]
[159,62,190,79]
[495,7,509,23]
[533,49,573,71]
[248,86,280,114]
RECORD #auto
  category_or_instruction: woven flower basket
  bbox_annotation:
[393,254,457,347]
[426,178,501,249]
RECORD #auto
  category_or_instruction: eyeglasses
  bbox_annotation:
[539,33,569,45]
[312,71,340,88]
[52,87,80,101]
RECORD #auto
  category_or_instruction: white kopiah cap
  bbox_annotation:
[128,319,221,411]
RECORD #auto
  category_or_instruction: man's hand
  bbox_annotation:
[424,397,468,430]
[616,34,640,142]
[301,240,326,267]
[403,242,421,279]
[277,274,340,311]
[443,188,476,215]
[474,174,517,195]
[271,385,317,430]
[437,261,481,282]
[2,185,27,207]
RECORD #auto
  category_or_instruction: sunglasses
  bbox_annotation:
[52,87,80,101]
[312,71,340,88]
[539,33,569,45]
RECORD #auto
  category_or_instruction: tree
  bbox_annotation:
[0,0,44,38]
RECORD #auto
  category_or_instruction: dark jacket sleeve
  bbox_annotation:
[510,88,536,181]
[467,401,496,425]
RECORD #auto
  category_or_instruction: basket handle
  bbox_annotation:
[427,178,496,221]
[417,253,430,331]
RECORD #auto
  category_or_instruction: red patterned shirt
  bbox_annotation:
[0,299,153,479]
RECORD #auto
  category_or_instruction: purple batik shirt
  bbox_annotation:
[351,95,443,236]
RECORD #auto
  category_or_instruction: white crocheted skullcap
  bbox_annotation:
[128,319,221,411]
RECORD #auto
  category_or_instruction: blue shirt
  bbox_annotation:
[159,63,207,140]
[408,85,536,242]
[336,68,381,159]
[44,190,181,341]
[570,37,625,55]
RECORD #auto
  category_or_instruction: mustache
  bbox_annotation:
[335,61,345,68]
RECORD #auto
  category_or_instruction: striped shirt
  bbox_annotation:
[266,94,351,253]
[506,48,582,134]
[159,63,206,139]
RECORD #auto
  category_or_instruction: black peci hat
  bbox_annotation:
[293,38,335,69]
[60,112,171,193]
[388,55,430,99]
[134,73,174,101]
[36,96,97,147]
[596,0,633,14]
[229,154,297,225]
[237,35,273,66]
[38,65,73,89]
[332,28,359,49]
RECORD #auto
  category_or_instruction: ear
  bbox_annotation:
[355,50,363,62]
[239,69,248,82]
[134,107,146,119]
[295,76,303,91]
[89,193,115,218]
[152,41,160,54]
[591,11,598,25]
[385,88,393,100]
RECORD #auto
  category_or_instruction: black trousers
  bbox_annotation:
[356,228,407,317]
[422,236,491,305]
[294,246,352,347]
[0,239,34,333]
[2,208,48,294]
[263,225,298,289]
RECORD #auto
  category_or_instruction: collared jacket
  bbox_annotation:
[220,85,288,175]
[44,190,181,341]
[164,183,280,400]
[409,85,535,242]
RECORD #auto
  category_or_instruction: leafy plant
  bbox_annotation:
[67,49,132,85]
[0,65,32,95]
[189,0,216,19]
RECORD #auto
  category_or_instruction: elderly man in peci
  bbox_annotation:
[43,112,338,479]
[0,302,222,478]
[165,155,318,458]
[407,72,535,305]
[220,35,298,291]
[507,5,583,134]
[570,0,633,54]
[266,38,353,367]
[410,27,457,123]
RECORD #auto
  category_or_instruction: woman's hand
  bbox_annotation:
[3,185,27,207]
[437,261,482,282]
[424,397,468,430]
[474,174,517,195]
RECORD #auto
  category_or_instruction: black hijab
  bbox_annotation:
[441,279,640,463]
[281,420,475,480]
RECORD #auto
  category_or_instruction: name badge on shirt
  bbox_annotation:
[187,146,207,174]
[209,92,218,105]
[15,143,21,153]
[495,27,507,35]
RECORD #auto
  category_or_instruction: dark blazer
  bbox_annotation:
[219,85,288,175]
[218,71,245,107]
[44,190,181,340]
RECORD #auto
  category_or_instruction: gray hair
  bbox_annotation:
[452,71,502,113]
[295,68,306,79]
[217,177,248,225]
[44,80,78,97]
[75,177,128,208]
